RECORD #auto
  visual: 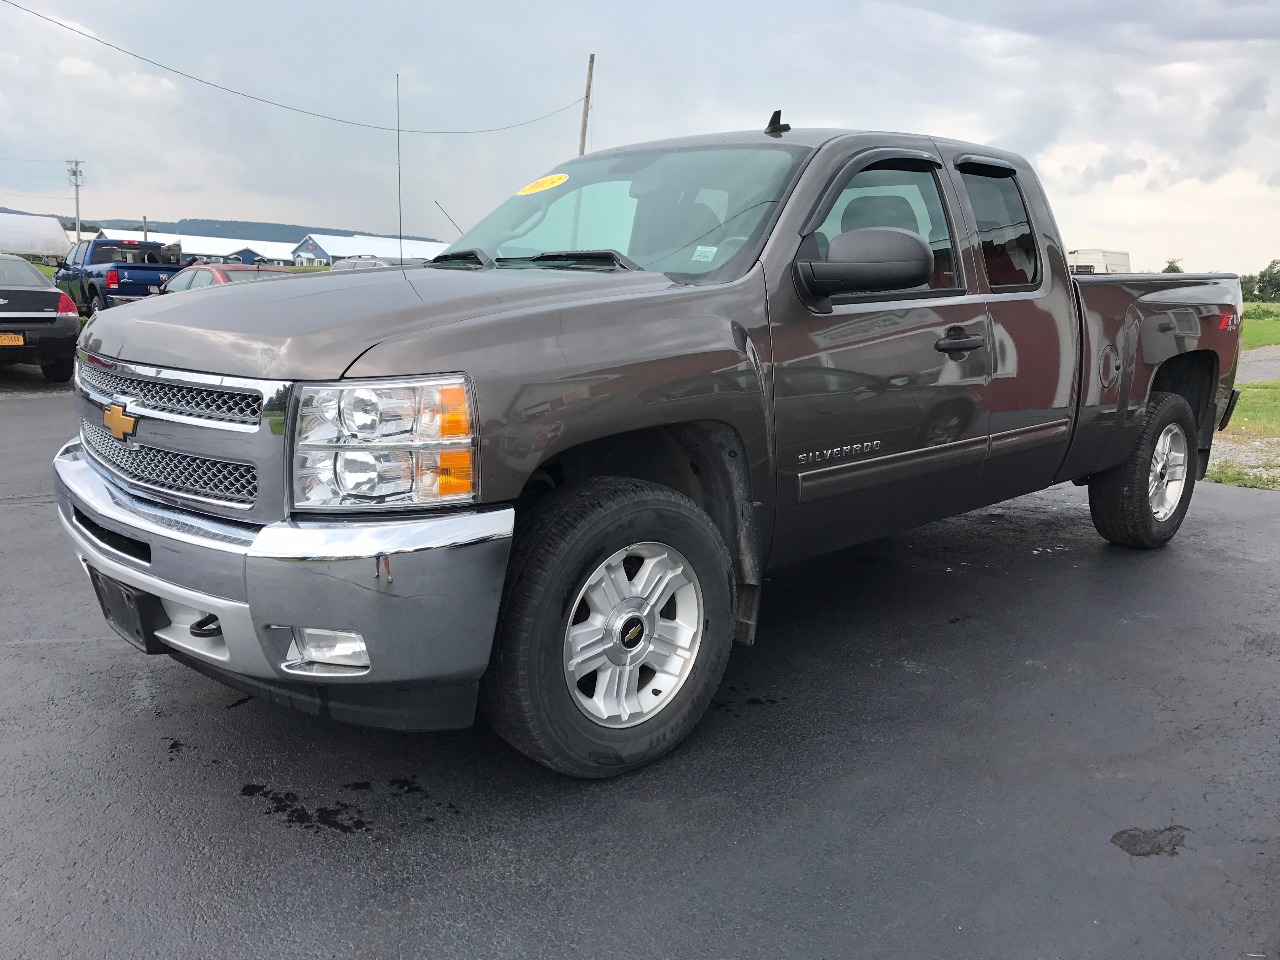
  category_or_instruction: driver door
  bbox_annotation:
[767,145,993,564]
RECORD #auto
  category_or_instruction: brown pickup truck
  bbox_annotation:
[54,120,1243,777]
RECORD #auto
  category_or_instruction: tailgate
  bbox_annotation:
[0,287,63,322]
[114,265,181,297]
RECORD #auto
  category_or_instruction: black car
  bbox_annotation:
[0,253,80,381]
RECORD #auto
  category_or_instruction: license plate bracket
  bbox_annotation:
[0,332,25,347]
[87,567,171,654]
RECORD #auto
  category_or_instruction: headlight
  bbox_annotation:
[291,375,476,510]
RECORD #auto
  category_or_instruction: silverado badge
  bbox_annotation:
[103,404,138,442]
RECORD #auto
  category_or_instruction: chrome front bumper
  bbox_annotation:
[53,439,514,729]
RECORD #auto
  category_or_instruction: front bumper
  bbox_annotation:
[53,439,514,730]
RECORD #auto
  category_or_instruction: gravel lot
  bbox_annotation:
[3,362,1279,959]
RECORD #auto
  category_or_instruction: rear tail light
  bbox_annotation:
[105,269,119,290]
[56,293,77,317]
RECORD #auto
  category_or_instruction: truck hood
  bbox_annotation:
[79,265,673,380]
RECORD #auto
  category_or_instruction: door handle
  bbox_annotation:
[934,330,986,353]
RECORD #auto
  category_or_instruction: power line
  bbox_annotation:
[0,0,583,135]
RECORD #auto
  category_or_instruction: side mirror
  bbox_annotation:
[148,285,162,295]
[55,260,68,270]
[795,227,934,299]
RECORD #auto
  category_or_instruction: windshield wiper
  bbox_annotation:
[500,250,643,272]
[429,248,495,269]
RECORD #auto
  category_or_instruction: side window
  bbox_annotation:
[165,270,195,292]
[959,171,1039,288]
[70,243,86,266]
[188,269,214,289]
[813,165,960,290]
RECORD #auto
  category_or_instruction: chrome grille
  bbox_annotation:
[78,363,262,425]
[81,421,257,507]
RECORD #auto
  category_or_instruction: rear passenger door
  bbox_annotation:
[940,150,1080,504]
[768,143,993,563]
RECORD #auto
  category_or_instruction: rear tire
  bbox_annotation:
[91,291,106,316]
[481,477,735,778]
[41,358,74,383]
[1088,391,1198,549]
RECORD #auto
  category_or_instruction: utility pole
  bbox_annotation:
[66,160,84,241]
[577,54,595,156]
[143,215,148,241]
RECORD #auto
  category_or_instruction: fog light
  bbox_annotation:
[294,628,369,667]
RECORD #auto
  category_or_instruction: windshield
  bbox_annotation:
[0,257,50,287]
[446,143,811,281]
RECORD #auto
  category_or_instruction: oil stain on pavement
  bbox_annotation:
[1111,826,1192,857]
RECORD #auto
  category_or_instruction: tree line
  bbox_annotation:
[1162,258,1279,301]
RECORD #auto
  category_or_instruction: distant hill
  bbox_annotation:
[0,206,439,244]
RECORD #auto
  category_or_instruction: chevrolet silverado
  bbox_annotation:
[53,121,1243,777]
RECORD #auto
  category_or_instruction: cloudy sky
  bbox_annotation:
[0,0,1276,272]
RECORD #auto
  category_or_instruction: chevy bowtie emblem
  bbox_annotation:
[103,404,138,441]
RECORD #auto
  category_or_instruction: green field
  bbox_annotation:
[1242,302,1280,351]
[1222,379,1280,439]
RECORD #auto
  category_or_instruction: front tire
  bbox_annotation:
[1088,391,1198,549]
[482,478,735,778]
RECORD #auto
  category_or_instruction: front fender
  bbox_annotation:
[343,266,776,511]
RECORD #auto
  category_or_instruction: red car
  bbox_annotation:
[158,262,289,295]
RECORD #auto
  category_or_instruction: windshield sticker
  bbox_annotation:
[692,245,718,263]
[516,173,569,196]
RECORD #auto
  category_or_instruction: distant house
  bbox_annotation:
[292,233,448,266]
[0,211,73,258]
[96,229,295,266]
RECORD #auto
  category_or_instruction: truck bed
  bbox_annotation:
[1061,272,1242,482]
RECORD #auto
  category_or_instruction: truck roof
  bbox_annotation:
[584,127,1026,166]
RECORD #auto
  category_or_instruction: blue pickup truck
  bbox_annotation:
[54,238,185,316]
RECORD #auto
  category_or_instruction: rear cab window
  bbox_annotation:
[90,243,182,266]
[958,170,1040,289]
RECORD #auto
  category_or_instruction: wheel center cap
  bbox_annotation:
[618,615,646,650]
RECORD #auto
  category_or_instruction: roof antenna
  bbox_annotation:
[764,109,791,137]
[396,73,403,263]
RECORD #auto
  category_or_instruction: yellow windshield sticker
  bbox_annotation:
[516,173,568,196]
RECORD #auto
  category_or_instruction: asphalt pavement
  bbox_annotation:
[3,361,1279,960]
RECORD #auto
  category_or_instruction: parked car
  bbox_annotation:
[54,238,185,315]
[0,253,79,381]
[329,255,430,271]
[54,122,1243,778]
[158,262,290,294]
